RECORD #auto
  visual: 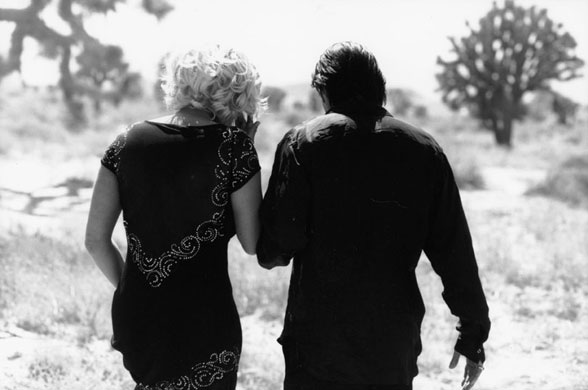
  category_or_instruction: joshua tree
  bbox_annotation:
[437,0,583,146]
[0,0,172,124]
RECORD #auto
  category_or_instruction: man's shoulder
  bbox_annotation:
[375,116,443,154]
[287,113,357,145]
[281,113,445,164]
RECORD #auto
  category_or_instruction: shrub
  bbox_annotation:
[452,157,485,190]
[441,140,486,191]
[386,88,413,116]
[413,105,428,119]
[262,86,287,112]
[527,154,588,207]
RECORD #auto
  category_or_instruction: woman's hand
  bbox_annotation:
[449,350,484,390]
[235,114,260,140]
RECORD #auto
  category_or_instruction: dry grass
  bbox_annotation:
[0,228,112,340]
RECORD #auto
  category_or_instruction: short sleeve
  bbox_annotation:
[228,129,261,192]
[257,129,311,267]
[101,131,128,174]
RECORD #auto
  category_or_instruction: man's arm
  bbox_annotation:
[257,130,311,269]
[423,151,490,364]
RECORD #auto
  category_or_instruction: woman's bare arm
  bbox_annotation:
[85,166,125,287]
[231,171,262,255]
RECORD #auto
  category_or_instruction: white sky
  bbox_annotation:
[1,0,587,103]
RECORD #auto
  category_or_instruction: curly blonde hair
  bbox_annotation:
[160,46,266,126]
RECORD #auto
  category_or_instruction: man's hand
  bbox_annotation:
[259,257,290,270]
[449,350,484,390]
[235,114,260,140]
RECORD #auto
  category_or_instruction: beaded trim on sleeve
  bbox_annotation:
[135,349,240,390]
[128,128,236,288]
[101,125,132,173]
[230,130,259,190]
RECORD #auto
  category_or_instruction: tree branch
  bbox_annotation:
[0,8,27,21]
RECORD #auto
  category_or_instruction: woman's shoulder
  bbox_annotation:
[116,121,154,145]
[105,121,147,149]
[120,120,248,146]
[118,120,153,136]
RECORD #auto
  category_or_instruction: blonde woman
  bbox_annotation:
[85,46,264,390]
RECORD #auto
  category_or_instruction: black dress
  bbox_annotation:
[101,120,260,390]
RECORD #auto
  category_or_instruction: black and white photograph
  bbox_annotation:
[0,1,586,389]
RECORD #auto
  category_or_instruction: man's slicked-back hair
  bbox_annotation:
[311,42,386,109]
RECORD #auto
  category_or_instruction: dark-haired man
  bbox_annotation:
[257,42,490,390]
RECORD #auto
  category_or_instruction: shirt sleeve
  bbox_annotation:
[424,151,490,364]
[257,129,311,267]
[101,131,128,174]
[228,129,261,192]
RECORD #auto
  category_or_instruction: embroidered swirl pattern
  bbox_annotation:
[135,349,240,390]
[127,128,258,288]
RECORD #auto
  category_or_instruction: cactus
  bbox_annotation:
[436,0,584,146]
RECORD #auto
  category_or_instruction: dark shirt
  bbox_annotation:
[257,108,490,385]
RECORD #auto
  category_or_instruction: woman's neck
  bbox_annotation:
[170,105,216,126]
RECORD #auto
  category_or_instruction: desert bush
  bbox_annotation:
[527,154,588,207]
[413,105,428,119]
[387,88,414,116]
[28,356,68,384]
[428,122,486,191]
[262,86,287,112]
[451,157,485,190]
[526,90,580,125]
[552,92,580,126]
[283,108,313,128]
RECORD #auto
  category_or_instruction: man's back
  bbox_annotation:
[258,111,489,385]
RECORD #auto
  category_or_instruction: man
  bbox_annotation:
[257,42,490,390]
